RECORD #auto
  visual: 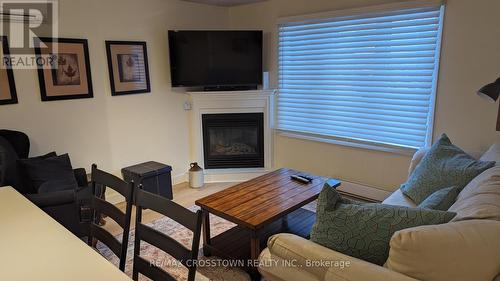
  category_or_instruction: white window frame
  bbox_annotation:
[276,0,445,155]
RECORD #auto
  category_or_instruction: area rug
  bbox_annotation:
[97,203,317,281]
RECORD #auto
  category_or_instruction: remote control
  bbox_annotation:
[300,174,314,182]
[291,175,312,183]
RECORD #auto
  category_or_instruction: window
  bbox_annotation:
[278,3,445,150]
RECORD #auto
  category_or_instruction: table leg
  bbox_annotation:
[250,234,260,260]
[202,209,212,257]
[281,214,289,231]
[250,231,261,281]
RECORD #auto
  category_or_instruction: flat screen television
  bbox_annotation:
[168,30,263,90]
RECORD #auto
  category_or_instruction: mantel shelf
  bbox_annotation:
[187,89,276,96]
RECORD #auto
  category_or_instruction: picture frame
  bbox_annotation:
[0,36,18,105]
[34,37,93,102]
[105,41,150,96]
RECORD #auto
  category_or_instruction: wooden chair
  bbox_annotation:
[87,164,134,271]
[133,186,203,281]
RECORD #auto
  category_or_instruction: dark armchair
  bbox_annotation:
[0,129,91,237]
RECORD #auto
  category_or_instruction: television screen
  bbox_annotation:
[168,30,263,88]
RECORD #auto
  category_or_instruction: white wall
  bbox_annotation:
[0,0,228,182]
[228,0,500,191]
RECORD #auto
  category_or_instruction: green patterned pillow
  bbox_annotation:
[400,134,495,204]
[418,186,459,211]
[310,182,456,265]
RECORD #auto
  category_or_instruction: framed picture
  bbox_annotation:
[34,37,93,101]
[0,36,17,105]
[105,41,150,96]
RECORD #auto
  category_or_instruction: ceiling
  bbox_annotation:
[181,0,267,7]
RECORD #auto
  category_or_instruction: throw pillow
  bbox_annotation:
[385,220,500,281]
[18,153,77,192]
[400,134,495,204]
[310,182,456,265]
[418,186,459,211]
[17,151,57,193]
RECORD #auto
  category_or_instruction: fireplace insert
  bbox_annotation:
[202,113,264,169]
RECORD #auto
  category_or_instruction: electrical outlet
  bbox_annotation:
[183,101,192,110]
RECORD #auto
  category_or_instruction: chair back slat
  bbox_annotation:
[133,256,176,281]
[133,188,203,281]
[91,165,132,200]
[138,224,191,266]
[90,224,123,258]
[88,164,134,272]
[135,188,198,231]
[91,197,126,227]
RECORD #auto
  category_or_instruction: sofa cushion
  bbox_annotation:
[400,134,495,204]
[418,186,459,211]
[480,141,500,164]
[448,166,500,221]
[261,234,419,281]
[310,182,456,266]
[385,220,500,281]
[382,189,416,208]
[18,154,77,192]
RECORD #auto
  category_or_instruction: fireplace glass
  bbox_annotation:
[202,113,264,169]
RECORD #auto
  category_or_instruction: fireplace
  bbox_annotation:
[202,113,264,169]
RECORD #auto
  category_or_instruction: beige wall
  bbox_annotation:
[228,0,500,191]
[0,0,228,181]
[2,0,499,192]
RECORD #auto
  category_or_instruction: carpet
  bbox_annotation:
[97,203,317,281]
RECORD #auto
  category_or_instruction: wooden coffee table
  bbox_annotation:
[195,168,340,278]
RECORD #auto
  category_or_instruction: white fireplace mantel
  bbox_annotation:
[187,90,276,183]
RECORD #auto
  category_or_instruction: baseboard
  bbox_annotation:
[337,180,392,202]
[172,172,188,185]
[203,168,271,183]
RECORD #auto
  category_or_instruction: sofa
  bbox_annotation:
[258,143,500,281]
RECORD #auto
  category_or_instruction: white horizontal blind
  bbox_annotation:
[278,5,445,149]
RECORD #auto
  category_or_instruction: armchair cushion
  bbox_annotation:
[25,189,76,208]
[18,153,78,192]
[38,179,79,193]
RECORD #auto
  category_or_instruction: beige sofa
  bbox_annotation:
[259,143,500,281]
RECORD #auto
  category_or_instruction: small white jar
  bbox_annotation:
[188,162,204,188]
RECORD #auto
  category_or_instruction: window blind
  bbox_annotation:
[278,4,445,149]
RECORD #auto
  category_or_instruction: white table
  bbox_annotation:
[0,186,133,281]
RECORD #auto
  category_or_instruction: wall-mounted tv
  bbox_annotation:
[168,30,263,91]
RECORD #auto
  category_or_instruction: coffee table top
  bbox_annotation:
[195,168,338,230]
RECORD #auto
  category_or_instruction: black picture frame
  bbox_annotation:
[0,36,18,105]
[34,37,93,102]
[105,41,150,96]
